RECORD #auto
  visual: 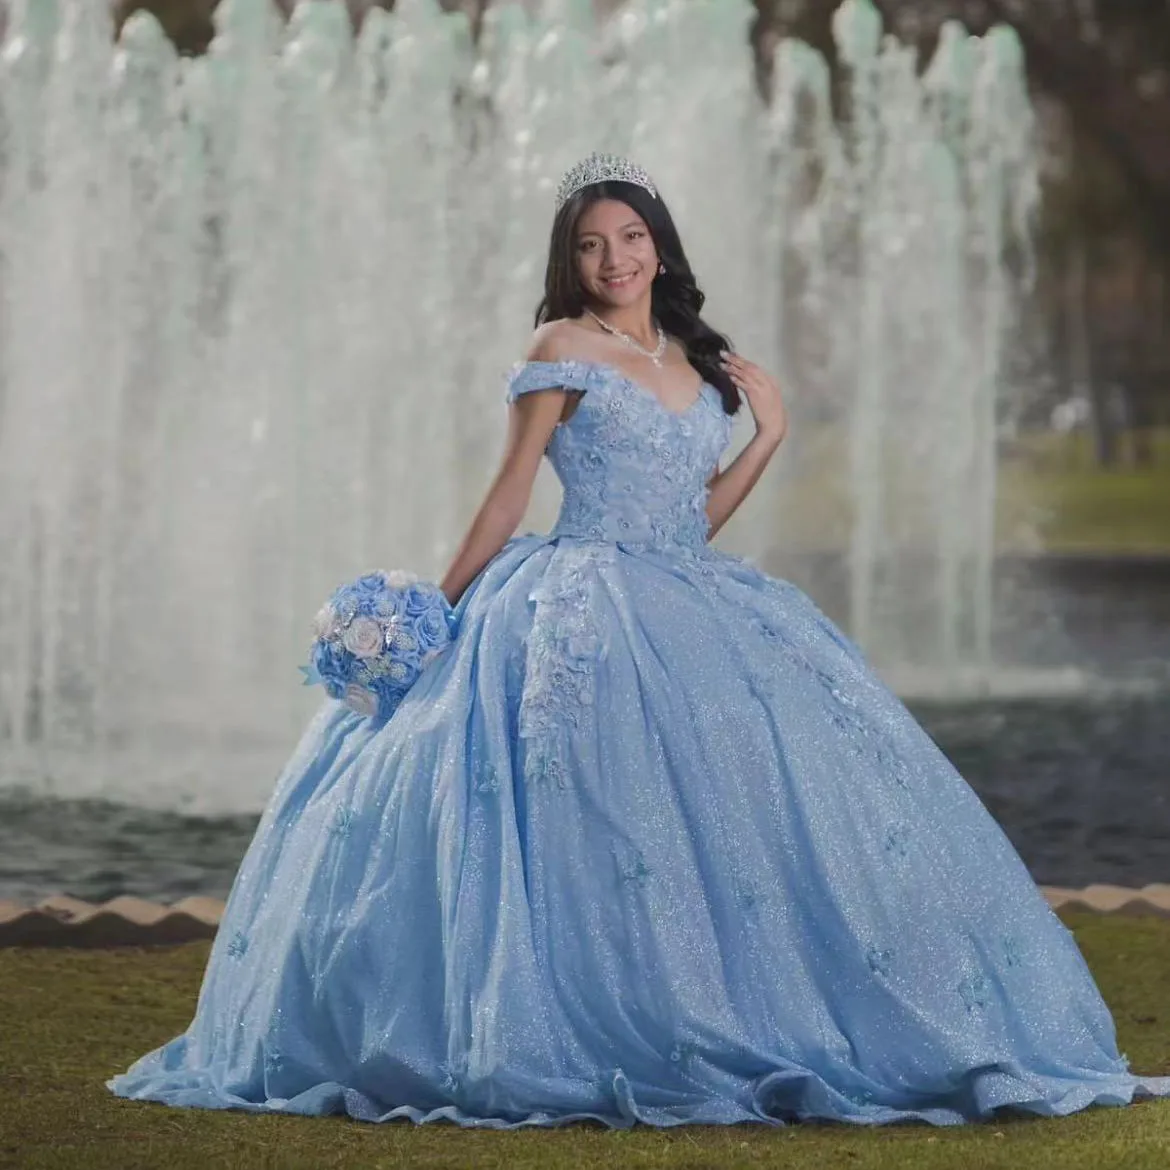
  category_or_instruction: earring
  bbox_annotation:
[658,262,666,276]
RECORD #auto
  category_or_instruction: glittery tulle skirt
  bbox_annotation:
[106,534,1170,1127]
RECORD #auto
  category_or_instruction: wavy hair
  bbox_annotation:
[533,181,740,416]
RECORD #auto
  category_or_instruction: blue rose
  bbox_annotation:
[313,639,350,684]
[355,572,388,594]
[403,584,439,619]
[415,605,450,649]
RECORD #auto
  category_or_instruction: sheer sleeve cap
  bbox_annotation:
[503,359,600,404]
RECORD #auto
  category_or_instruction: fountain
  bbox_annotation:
[0,0,1039,813]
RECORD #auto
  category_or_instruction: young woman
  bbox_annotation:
[108,153,1169,1128]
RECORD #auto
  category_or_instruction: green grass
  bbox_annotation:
[768,425,1170,556]
[998,429,1170,555]
[1,910,1168,1169]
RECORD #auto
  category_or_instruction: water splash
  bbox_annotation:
[0,0,1038,810]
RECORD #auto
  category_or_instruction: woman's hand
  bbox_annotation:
[720,350,787,445]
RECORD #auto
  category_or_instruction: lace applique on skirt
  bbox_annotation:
[518,545,604,787]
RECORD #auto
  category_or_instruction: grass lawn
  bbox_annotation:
[1,910,1167,1170]
[765,426,1170,556]
[997,429,1170,555]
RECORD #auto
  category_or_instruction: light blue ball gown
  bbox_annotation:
[108,359,1170,1128]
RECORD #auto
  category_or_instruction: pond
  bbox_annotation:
[1,557,1166,902]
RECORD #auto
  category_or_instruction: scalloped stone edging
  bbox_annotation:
[1,885,1168,948]
[0,895,225,948]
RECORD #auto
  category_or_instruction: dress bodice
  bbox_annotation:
[504,359,734,549]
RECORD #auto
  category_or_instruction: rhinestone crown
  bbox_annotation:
[554,152,658,212]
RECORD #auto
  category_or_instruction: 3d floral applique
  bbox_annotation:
[556,469,609,539]
[1001,935,1025,968]
[474,765,502,796]
[883,825,911,859]
[824,675,859,708]
[614,845,654,888]
[958,972,990,1012]
[518,548,603,791]
[226,930,249,960]
[865,945,894,976]
[525,745,570,789]
[329,806,356,838]
[520,552,599,737]
[820,675,871,737]
[875,746,914,791]
[669,1040,698,1070]
[734,878,760,914]
[263,1045,285,1076]
[753,617,788,648]
[438,1053,468,1093]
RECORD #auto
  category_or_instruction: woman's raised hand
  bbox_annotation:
[720,350,787,445]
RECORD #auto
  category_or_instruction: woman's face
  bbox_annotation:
[573,198,658,309]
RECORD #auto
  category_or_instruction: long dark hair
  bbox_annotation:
[534,181,740,416]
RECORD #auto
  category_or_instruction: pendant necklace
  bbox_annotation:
[585,308,667,367]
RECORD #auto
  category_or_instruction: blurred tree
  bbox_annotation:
[747,0,1169,461]
[872,0,1170,257]
[113,1,216,55]
[863,0,1170,461]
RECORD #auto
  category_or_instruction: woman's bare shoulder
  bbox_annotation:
[524,317,600,363]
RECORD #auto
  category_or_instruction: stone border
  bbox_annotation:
[1,885,1168,948]
[0,895,225,948]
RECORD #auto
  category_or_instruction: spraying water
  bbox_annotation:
[0,0,1038,812]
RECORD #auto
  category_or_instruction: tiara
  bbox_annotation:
[554,152,659,212]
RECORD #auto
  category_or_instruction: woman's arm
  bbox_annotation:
[704,430,784,540]
[438,349,568,607]
[704,350,788,541]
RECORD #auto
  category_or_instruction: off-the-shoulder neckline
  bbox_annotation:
[512,357,710,419]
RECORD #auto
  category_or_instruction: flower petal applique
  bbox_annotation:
[866,945,894,976]
[438,1053,468,1094]
[329,806,356,838]
[474,764,502,796]
[614,844,654,888]
[519,546,603,789]
[526,743,570,789]
[958,972,990,1012]
[734,878,760,914]
[1001,935,1025,968]
[883,825,911,859]
[669,1040,698,1072]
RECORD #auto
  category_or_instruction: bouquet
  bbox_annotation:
[299,570,457,719]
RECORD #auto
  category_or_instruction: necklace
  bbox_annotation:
[585,308,667,367]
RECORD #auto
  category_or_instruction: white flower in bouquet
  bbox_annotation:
[384,569,419,588]
[342,616,385,659]
[312,603,339,641]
